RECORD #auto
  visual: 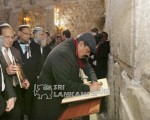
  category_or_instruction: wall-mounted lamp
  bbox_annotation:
[23,13,31,26]
[55,8,60,26]
[54,8,64,34]
[24,16,30,23]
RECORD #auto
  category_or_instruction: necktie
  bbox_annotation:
[4,49,12,65]
[4,49,18,86]
[25,45,30,59]
[20,44,31,59]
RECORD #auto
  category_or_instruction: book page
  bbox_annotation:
[62,78,110,104]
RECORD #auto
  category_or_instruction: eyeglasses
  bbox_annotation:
[3,36,15,39]
[21,31,32,36]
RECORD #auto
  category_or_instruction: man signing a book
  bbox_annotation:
[32,32,101,120]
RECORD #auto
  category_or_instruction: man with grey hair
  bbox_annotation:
[32,27,51,65]
[32,27,46,45]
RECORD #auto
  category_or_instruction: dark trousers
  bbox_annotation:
[0,100,21,120]
[24,83,35,120]
[31,97,62,120]
[0,94,6,116]
[0,88,21,120]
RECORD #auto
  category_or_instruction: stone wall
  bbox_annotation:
[105,0,150,119]
[57,0,105,36]
[0,8,12,24]
[0,0,105,36]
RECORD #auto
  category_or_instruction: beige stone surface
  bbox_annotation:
[107,54,115,120]
[120,93,135,120]
[134,0,150,81]
[127,85,150,120]
[105,1,150,119]
[105,0,134,68]
[140,61,150,93]
[56,0,105,36]
[0,0,105,36]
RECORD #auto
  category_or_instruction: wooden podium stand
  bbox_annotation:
[59,78,110,120]
[59,98,101,120]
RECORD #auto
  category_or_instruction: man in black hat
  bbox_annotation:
[32,32,101,120]
[62,29,71,41]
[91,27,102,45]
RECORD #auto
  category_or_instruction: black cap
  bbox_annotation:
[77,32,96,53]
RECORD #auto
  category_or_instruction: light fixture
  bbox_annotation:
[54,7,65,34]
[55,8,60,26]
[24,16,30,23]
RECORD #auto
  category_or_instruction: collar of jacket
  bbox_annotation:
[69,39,85,68]
[66,39,78,61]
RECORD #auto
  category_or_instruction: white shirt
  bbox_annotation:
[2,46,13,63]
[18,40,30,54]
[0,65,5,91]
[20,44,29,54]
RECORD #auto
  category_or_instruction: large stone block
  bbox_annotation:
[127,85,150,120]
[133,0,150,81]
[140,61,150,93]
[120,70,150,120]
[120,93,135,120]
[105,0,134,67]
[107,54,116,120]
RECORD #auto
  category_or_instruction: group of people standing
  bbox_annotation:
[0,23,110,120]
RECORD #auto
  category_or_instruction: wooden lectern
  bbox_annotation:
[59,98,101,120]
[59,78,110,120]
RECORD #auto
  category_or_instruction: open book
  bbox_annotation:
[12,57,26,88]
[62,78,110,104]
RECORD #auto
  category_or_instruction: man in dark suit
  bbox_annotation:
[93,32,110,79]
[32,27,51,65]
[0,63,16,117]
[31,32,101,120]
[90,32,110,114]
[13,25,41,119]
[0,24,30,120]
[0,93,6,116]
[0,36,16,116]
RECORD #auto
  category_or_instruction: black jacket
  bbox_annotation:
[0,67,6,116]
[32,39,91,120]
[94,41,110,79]
[13,39,42,83]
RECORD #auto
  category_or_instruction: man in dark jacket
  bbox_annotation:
[94,32,110,79]
[32,27,51,65]
[13,25,42,119]
[0,24,30,120]
[0,36,16,116]
[32,32,101,120]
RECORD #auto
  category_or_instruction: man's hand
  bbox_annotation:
[23,79,30,89]
[6,64,19,75]
[89,81,102,92]
[5,97,16,112]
